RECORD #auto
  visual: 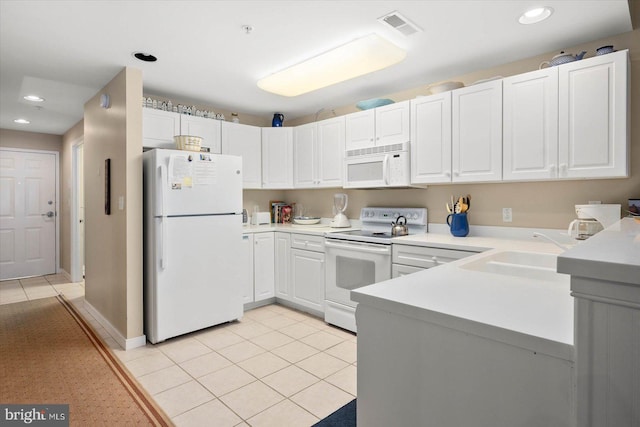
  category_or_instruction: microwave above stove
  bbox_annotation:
[343,143,411,189]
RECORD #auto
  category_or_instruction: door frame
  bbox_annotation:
[70,138,84,282]
[0,147,60,276]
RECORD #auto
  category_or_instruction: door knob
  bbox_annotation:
[42,211,54,218]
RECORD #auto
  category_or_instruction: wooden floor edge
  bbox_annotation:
[56,295,174,427]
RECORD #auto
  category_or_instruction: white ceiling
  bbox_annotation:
[0,1,632,135]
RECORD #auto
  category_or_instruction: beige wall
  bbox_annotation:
[0,128,62,152]
[83,67,143,339]
[59,120,83,274]
[283,28,640,229]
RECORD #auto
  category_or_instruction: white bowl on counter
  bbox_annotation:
[293,217,321,225]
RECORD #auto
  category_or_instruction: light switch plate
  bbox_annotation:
[502,207,512,222]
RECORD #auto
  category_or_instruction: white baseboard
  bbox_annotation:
[83,300,147,350]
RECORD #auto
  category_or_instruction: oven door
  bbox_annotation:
[324,239,392,307]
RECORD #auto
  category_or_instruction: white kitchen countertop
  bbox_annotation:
[557,218,640,286]
[242,219,360,236]
[353,228,576,361]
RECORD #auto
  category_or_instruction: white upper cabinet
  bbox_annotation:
[293,116,344,188]
[143,109,221,153]
[262,127,294,189]
[410,93,452,184]
[316,116,345,187]
[143,109,180,149]
[180,114,221,153]
[221,122,262,189]
[503,67,559,181]
[293,123,317,188]
[452,80,503,182]
[345,100,410,151]
[558,50,629,179]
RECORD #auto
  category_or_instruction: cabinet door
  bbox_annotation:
[291,249,325,312]
[240,234,254,304]
[221,122,262,189]
[253,232,275,301]
[293,123,317,188]
[503,68,558,181]
[316,116,345,187]
[262,127,293,188]
[452,80,503,182]
[143,109,180,149]
[376,100,410,146]
[345,109,375,150]
[410,94,452,184]
[391,264,423,278]
[558,50,629,178]
[180,115,221,153]
[274,232,291,300]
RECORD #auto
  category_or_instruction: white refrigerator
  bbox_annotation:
[143,149,244,343]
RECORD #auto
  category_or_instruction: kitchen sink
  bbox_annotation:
[459,250,569,282]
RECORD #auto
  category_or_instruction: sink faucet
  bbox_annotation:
[532,232,570,251]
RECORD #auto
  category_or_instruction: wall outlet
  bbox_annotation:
[502,207,513,222]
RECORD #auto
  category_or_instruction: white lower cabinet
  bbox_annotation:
[240,234,255,304]
[291,249,325,312]
[284,233,326,313]
[274,232,291,299]
[391,244,479,278]
[242,232,275,305]
[254,232,275,301]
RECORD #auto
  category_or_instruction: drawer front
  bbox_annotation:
[392,244,477,269]
[291,233,325,252]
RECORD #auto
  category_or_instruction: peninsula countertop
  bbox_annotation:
[352,232,574,361]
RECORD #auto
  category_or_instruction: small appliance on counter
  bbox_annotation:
[251,212,271,225]
[568,204,621,240]
[330,193,351,228]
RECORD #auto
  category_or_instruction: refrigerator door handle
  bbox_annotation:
[158,164,168,269]
[160,217,167,269]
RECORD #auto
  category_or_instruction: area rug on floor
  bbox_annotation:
[313,399,356,427]
[0,295,172,426]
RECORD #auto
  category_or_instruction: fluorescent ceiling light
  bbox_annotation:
[519,7,553,24]
[14,118,30,124]
[23,95,45,102]
[257,34,407,97]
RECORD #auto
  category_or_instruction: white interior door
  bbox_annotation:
[71,141,85,282]
[0,149,57,280]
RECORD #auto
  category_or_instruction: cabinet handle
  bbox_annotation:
[445,171,451,177]
[549,164,556,176]
[432,256,438,265]
[453,171,460,177]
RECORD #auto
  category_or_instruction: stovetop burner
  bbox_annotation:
[326,207,427,245]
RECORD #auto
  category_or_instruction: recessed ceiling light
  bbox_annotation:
[519,6,553,24]
[14,118,30,124]
[23,95,45,102]
[133,52,158,62]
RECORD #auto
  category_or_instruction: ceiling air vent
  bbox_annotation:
[378,11,422,37]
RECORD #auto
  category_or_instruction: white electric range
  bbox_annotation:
[324,207,428,332]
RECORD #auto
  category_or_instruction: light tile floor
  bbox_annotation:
[1,275,357,426]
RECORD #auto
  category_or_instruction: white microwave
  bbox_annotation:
[343,143,411,188]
